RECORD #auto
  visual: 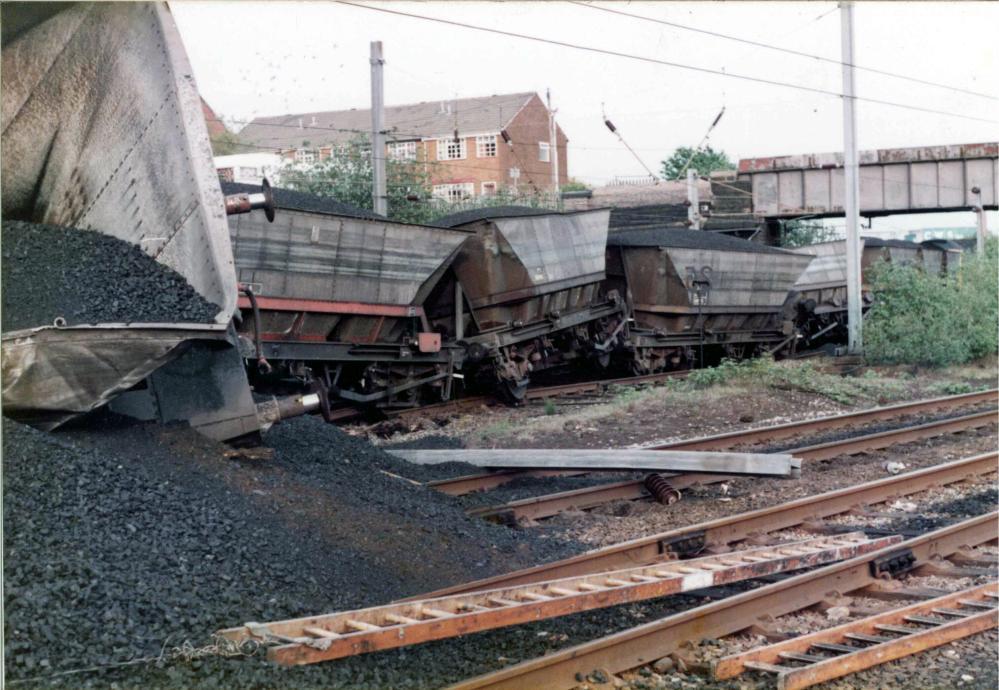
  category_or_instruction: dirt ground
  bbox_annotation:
[359,358,997,452]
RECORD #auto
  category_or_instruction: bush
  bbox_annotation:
[865,239,998,366]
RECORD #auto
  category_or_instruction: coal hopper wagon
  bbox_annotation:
[223,182,471,413]
[790,237,932,347]
[430,206,626,401]
[604,228,815,373]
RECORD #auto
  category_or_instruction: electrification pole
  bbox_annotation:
[687,168,701,229]
[972,186,987,254]
[370,41,387,216]
[840,2,862,354]
[547,89,560,198]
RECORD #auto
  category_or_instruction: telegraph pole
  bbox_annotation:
[547,89,560,198]
[370,41,387,216]
[840,2,862,354]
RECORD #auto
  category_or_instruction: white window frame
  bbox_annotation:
[294,148,316,165]
[437,137,467,161]
[388,141,418,160]
[538,141,551,163]
[238,166,259,179]
[481,181,498,196]
[476,135,497,158]
[432,182,475,202]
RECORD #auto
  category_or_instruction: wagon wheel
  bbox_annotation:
[498,378,529,404]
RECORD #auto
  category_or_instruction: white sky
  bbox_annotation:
[173,1,999,230]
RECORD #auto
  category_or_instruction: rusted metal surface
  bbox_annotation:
[445,513,997,690]
[712,581,999,690]
[428,388,995,496]
[654,388,997,451]
[792,409,997,461]
[739,142,998,217]
[417,452,997,599]
[221,533,894,666]
[462,409,996,524]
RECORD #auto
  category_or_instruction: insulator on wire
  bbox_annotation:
[604,119,617,133]
[644,474,681,505]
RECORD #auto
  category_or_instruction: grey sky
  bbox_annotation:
[173,1,998,229]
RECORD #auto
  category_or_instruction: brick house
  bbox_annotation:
[201,97,228,139]
[236,92,569,200]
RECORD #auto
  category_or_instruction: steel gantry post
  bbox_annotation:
[370,41,387,216]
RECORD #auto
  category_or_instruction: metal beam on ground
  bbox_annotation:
[388,449,798,477]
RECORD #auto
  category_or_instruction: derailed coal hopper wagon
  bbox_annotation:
[224,183,471,412]
[430,207,626,401]
[605,228,814,373]
[1,3,291,441]
[791,237,927,347]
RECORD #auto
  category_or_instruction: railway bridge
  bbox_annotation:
[738,142,998,220]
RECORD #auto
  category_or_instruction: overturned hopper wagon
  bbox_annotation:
[431,206,626,400]
[605,228,814,373]
[223,183,471,412]
[1,3,298,440]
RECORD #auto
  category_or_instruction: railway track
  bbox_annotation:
[419,451,998,597]
[447,510,998,690]
[220,451,997,678]
[429,387,997,497]
[328,369,691,424]
[467,407,998,524]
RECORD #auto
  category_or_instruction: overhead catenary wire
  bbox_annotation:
[569,1,999,102]
[335,1,998,125]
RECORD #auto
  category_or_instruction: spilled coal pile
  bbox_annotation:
[3,414,581,688]
[1,220,219,331]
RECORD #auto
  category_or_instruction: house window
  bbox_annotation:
[388,141,418,160]
[538,142,551,163]
[476,135,497,158]
[481,181,498,196]
[433,183,475,202]
[437,137,466,161]
[238,166,259,179]
[217,167,234,182]
[294,148,316,164]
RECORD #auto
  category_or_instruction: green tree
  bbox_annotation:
[660,145,735,181]
[561,178,590,193]
[279,135,437,224]
[779,220,841,248]
[865,238,998,366]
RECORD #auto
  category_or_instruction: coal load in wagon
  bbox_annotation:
[1,220,220,332]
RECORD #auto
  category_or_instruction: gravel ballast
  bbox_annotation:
[1,220,220,331]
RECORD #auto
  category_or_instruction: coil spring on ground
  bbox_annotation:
[644,473,681,505]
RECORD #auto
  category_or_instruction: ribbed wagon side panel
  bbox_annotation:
[490,209,611,289]
[229,210,468,305]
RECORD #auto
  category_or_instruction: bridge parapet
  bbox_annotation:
[740,142,997,218]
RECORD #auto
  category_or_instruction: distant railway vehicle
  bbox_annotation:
[605,228,814,372]
[790,236,954,346]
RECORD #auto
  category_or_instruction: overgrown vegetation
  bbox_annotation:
[865,238,998,366]
[668,357,906,405]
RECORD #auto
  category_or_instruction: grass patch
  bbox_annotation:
[671,356,908,405]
